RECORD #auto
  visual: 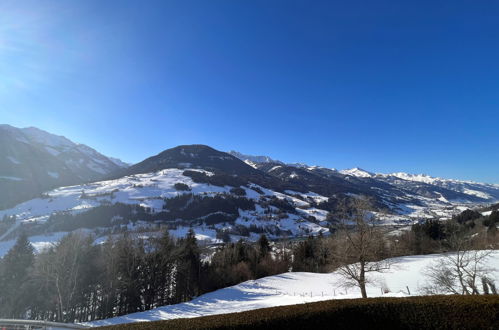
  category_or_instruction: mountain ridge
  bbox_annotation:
[229,149,497,186]
[0,136,498,250]
[230,150,499,202]
[0,124,128,209]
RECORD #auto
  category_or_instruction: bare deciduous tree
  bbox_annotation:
[332,196,394,298]
[34,232,93,322]
[422,230,496,295]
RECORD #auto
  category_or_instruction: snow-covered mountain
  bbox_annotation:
[228,150,283,165]
[0,125,128,209]
[231,151,499,201]
[0,142,498,252]
[230,151,499,203]
[0,144,493,252]
[379,172,499,200]
[339,167,374,178]
[338,168,499,202]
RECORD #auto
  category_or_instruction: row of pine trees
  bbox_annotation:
[0,230,291,323]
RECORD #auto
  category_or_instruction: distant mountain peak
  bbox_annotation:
[340,167,375,178]
[386,172,471,185]
[228,151,283,165]
[287,163,309,168]
[123,145,258,177]
[109,157,131,168]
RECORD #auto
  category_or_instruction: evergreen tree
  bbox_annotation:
[489,210,499,225]
[115,234,145,315]
[257,234,270,259]
[175,229,201,301]
[0,232,34,318]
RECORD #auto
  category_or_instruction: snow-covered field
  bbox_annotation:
[86,251,499,327]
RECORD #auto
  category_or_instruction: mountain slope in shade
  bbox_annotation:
[121,146,392,200]
[254,162,369,197]
[0,125,128,209]
[116,145,315,195]
[123,145,259,177]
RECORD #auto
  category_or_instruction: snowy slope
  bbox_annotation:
[0,168,330,250]
[86,251,499,327]
[0,124,129,209]
[1,145,497,254]
[340,168,375,178]
[0,169,234,223]
[0,164,493,255]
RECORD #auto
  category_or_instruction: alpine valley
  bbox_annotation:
[0,125,498,255]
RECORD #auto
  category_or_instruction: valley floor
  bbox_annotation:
[86,251,499,327]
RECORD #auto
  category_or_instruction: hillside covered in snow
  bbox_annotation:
[0,144,497,254]
[0,125,128,209]
[87,251,499,327]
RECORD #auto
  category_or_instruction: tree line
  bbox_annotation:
[0,230,291,323]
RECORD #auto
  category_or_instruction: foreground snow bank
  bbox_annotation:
[87,251,499,327]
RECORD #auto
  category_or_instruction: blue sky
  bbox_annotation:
[0,0,498,183]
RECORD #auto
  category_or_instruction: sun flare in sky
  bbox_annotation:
[0,1,498,183]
